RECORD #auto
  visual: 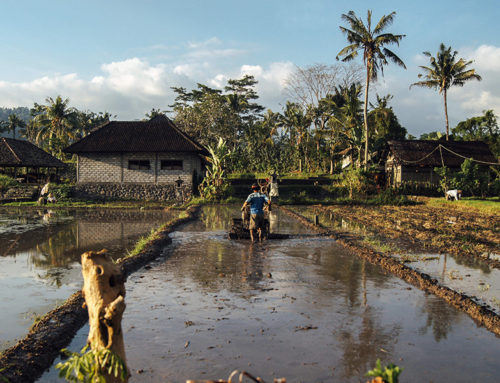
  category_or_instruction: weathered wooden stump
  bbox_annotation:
[81,249,128,383]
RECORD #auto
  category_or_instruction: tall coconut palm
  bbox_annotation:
[411,43,482,140]
[6,114,26,139]
[337,10,406,168]
[31,96,78,157]
[281,102,312,172]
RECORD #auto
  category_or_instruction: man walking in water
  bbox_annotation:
[241,183,271,242]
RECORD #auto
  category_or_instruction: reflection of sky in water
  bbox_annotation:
[0,208,177,351]
[39,205,500,383]
[293,206,500,316]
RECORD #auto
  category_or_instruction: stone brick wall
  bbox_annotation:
[77,152,202,186]
[74,183,192,202]
[78,154,122,183]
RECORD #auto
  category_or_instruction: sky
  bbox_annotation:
[0,0,499,137]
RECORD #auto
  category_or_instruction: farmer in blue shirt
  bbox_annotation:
[241,183,271,242]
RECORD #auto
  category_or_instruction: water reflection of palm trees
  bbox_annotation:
[31,223,79,267]
[418,295,459,342]
[200,205,235,231]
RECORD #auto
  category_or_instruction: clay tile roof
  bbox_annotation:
[0,138,65,168]
[387,140,498,167]
[64,115,208,154]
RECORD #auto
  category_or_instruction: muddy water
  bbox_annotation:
[295,206,500,315]
[0,207,177,350]
[40,206,500,382]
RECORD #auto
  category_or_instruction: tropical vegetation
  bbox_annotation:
[411,43,482,140]
[0,9,497,198]
[337,10,406,168]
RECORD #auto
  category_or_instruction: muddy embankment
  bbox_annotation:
[0,205,200,383]
[280,206,500,337]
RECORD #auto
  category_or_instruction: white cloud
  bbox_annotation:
[187,37,221,49]
[98,58,166,96]
[0,48,294,119]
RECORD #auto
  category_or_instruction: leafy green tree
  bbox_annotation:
[172,85,238,148]
[420,131,445,140]
[435,158,489,197]
[337,10,406,168]
[75,110,112,140]
[171,76,264,152]
[224,74,265,125]
[368,94,407,152]
[411,43,482,141]
[453,109,499,156]
[144,108,167,120]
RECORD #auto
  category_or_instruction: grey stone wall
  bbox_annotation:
[77,152,202,186]
[74,183,192,202]
[78,153,122,183]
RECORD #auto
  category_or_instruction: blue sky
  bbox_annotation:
[0,0,499,136]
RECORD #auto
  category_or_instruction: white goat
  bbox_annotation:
[446,189,462,201]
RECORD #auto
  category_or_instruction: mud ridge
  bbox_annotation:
[0,205,200,383]
[280,206,500,337]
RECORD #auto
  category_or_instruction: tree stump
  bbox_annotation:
[81,249,128,383]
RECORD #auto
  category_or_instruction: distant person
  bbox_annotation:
[47,193,57,203]
[40,183,50,197]
[269,171,279,204]
[241,183,271,242]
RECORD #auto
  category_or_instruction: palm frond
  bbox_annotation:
[373,11,396,34]
[382,48,407,69]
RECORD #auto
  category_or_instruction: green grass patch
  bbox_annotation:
[426,197,499,215]
[1,199,172,209]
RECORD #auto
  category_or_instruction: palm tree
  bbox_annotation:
[337,10,406,168]
[31,96,78,157]
[281,102,312,172]
[6,114,26,139]
[411,43,482,140]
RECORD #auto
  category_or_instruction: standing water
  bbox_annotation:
[0,207,178,350]
[40,206,499,382]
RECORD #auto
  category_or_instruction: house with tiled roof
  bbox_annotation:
[64,115,207,200]
[385,140,498,186]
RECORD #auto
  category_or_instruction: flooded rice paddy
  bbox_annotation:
[0,207,178,350]
[294,205,500,315]
[37,205,500,382]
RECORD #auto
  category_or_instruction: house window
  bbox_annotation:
[161,160,183,170]
[128,160,150,170]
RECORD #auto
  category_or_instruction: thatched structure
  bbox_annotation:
[0,137,65,183]
[386,140,498,186]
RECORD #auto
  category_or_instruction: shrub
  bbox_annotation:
[336,168,375,198]
[50,183,74,200]
[0,174,19,192]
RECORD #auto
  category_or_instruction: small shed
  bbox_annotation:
[0,137,65,183]
[64,115,208,200]
[385,140,497,186]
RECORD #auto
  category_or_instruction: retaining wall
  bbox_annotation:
[74,182,192,202]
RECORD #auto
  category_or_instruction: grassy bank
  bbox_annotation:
[425,196,499,215]
[0,199,172,209]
